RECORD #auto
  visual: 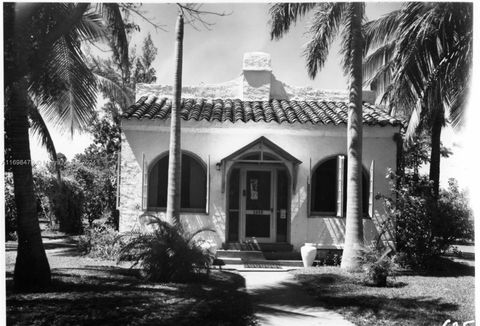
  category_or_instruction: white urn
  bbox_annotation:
[301,243,318,267]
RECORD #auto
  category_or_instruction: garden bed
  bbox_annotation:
[292,261,475,326]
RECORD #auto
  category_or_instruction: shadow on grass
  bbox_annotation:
[420,257,475,277]
[7,269,254,326]
[291,271,468,326]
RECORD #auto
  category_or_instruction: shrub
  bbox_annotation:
[360,245,396,287]
[4,173,17,240]
[379,171,474,271]
[119,217,216,283]
[77,221,125,259]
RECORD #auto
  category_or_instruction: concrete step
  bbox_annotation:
[214,257,304,267]
[223,242,294,252]
[216,249,265,260]
[264,251,301,260]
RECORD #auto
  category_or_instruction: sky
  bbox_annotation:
[29,2,478,194]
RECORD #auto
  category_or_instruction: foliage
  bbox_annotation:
[68,117,121,227]
[316,251,342,267]
[379,171,473,271]
[4,174,18,241]
[77,220,125,259]
[32,166,84,234]
[119,216,216,282]
[360,246,396,287]
[437,179,474,242]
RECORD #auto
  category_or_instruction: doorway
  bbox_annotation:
[227,166,289,243]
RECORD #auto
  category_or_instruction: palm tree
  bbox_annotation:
[165,14,184,228]
[269,2,365,270]
[4,3,129,290]
[363,2,472,198]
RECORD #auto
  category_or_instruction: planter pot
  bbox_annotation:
[301,243,317,267]
[372,273,387,287]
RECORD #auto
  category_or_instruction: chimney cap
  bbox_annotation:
[243,52,272,71]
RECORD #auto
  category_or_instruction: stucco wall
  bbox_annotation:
[119,119,399,251]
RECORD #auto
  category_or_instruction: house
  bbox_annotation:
[118,52,402,253]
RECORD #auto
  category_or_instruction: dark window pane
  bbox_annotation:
[246,214,270,237]
[246,171,271,210]
[148,156,168,207]
[311,158,336,212]
[263,153,278,160]
[148,153,206,209]
[228,211,239,242]
[241,153,260,160]
[229,169,240,210]
[276,169,288,242]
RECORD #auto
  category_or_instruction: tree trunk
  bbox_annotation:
[166,14,184,228]
[7,80,51,291]
[341,2,364,271]
[429,109,443,199]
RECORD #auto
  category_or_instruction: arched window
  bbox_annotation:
[310,156,369,217]
[147,152,207,211]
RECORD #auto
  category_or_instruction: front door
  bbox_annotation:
[241,169,274,242]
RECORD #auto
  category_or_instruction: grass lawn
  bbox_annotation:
[292,259,475,326]
[6,235,256,326]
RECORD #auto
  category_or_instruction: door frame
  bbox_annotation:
[239,167,276,243]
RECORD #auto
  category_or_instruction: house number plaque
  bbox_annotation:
[280,209,286,219]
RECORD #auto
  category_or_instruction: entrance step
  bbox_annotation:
[216,250,265,260]
[223,242,294,252]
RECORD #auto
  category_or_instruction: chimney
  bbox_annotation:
[242,52,272,101]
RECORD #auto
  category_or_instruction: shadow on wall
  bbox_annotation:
[324,218,346,245]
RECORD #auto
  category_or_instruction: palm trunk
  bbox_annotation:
[341,2,364,271]
[429,109,443,199]
[7,80,51,291]
[166,14,184,228]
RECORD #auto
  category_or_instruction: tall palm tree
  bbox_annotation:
[269,2,365,270]
[363,2,472,198]
[165,14,184,228]
[4,3,129,290]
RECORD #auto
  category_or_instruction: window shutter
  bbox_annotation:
[307,158,311,217]
[369,160,375,217]
[336,155,345,217]
[116,150,121,209]
[141,153,148,210]
[206,155,210,214]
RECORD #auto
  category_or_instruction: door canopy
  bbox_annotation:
[219,136,301,193]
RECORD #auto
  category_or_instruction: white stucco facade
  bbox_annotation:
[118,52,401,251]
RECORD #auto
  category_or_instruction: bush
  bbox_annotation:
[379,172,474,271]
[33,167,84,235]
[360,245,397,287]
[4,173,17,240]
[119,217,216,283]
[77,221,124,259]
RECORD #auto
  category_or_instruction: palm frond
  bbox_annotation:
[29,105,58,162]
[363,41,395,84]
[94,72,134,107]
[362,9,401,54]
[76,10,107,42]
[404,99,423,142]
[303,2,346,79]
[38,35,97,136]
[98,3,130,80]
[269,3,318,40]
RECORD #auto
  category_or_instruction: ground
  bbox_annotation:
[292,262,475,326]
[5,233,475,326]
[5,234,256,326]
